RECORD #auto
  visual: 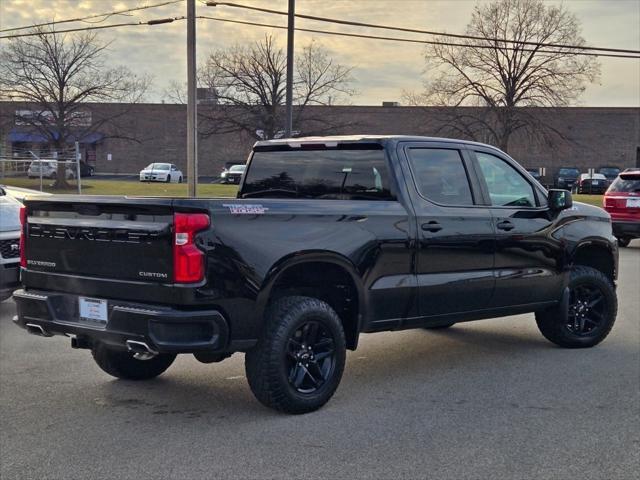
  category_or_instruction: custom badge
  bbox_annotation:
[222,204,269,215]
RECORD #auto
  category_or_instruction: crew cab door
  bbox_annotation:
[469,148,563,307]
[400,143,495,324]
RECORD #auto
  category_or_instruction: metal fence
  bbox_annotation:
[0,142,83,193]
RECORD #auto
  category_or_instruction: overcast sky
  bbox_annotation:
[1,0,639,106]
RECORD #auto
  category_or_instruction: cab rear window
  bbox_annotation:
[241,148,395,200]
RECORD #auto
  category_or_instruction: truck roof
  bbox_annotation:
[253,135,498,150]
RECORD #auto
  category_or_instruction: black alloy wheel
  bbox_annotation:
[286,320,336,394]
[245,296,346,413]
[567,284,608,336]
[535,266,617,348]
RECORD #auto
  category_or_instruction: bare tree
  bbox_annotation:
[405,0,600,152]
[198,35,355,140]
[0,26,150,187]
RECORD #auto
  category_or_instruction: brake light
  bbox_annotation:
[19,206,27,268]
[173,213,210,283]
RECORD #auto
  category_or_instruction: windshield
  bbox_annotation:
[145,163,170,171]
[599,167,620,177]
[609,175,640,193]
[559,168,580,176]
[242,147,394,200]
[229,165,245,172]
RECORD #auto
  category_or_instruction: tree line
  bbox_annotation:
[0,0,600,187]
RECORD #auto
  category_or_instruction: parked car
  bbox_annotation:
[554,167,580,190]
[0,187,23,301]
[220,164,246,184]
[1,185,51,203]
[27,160,75,180]
[79,161,95,177]
[574,173,608,194]
[526,168,542,181]
[603,168,640,247]
[14,135,618,414]
[139,163,183,183]
[598,166,621,184]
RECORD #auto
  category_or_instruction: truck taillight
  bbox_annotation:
[173,212,210,283]
[19,206,27,268]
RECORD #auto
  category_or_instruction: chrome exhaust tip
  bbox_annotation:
[126,340,158,360]
[25,323,53,337]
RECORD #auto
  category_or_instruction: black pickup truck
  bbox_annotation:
[13,136,618,413]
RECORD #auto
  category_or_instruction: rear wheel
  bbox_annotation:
[245,296,346,414]
[535,266,617,348]
[91,343,176,380]
[616,237,631,247]
[178,176,183,183]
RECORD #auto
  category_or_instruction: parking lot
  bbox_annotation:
[1,244,638,480]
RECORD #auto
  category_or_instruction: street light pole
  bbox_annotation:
[285,0,295,138]
[186,0,197,196]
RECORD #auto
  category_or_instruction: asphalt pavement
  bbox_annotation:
[1,245,639,479]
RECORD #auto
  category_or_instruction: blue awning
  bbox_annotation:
[8,131,48,143]
[8,130,104,144]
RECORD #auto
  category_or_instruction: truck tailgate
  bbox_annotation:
[23,196,174,283]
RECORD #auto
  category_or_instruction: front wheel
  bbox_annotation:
[245,296,346,414]
[92,343,176,380]
[535,266,617,348]
[166,174,171,183]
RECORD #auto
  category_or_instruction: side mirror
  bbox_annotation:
[548,189,573,211]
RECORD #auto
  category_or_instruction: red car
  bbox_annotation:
[603,169,640,247]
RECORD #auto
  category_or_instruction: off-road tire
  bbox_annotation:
[92,343,176,380]
[245,296,346,414]
[535,266,617,348]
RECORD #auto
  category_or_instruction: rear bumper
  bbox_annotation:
[12,289,232,354]
[612,221,640,239]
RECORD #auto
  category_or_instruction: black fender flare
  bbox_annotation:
[256,250,367,346]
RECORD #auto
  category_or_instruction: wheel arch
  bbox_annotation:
[571,240,617,282]
[257,251,366,350]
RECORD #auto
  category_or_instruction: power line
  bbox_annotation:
[0,0,184,33]
[1,10,638,60]
[197,16,640,59]
[0,18,186,39]
[207,1,640,56]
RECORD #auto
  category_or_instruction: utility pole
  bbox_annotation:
[285,0,295,138]
[75,141,81,194]
[186,0,197,196]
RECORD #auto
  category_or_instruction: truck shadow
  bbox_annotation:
[92,319,585,420]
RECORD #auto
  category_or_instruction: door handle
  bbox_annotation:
[421,221,442,232]
[496,220,515,231]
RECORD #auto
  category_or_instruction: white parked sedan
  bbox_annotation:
[139,163,183,183]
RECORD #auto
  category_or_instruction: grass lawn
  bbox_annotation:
[573,194,604,207]
[1,177,605,207]
[1,177,238,197]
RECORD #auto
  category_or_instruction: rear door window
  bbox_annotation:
[242,148,395,200]
[406,148,475,205]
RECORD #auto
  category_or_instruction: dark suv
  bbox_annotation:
[554,167,581,190]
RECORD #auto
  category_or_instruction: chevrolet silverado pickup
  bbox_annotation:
[13,136,619,413]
